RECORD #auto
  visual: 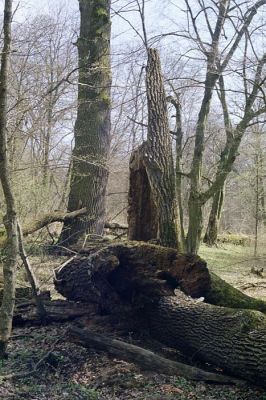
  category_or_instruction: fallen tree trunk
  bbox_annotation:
[149,291,266,386]
[68,326,242,385]
[54,242,266,386]
[55,242,266,313]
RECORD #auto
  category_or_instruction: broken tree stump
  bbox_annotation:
[128,144,158,242]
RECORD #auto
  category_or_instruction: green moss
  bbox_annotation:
[95,7,108,18]
[206,272,266,313]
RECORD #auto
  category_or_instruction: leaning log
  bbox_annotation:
[68,326,242,385]
[23,208,88,236]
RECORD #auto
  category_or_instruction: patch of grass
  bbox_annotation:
[199,242,252,272]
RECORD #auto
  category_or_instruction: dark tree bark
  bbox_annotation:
[54,242,266,386]
[0,0,19,359]
[143,49,179,249]
[54,242,266,313]
[60,0,111,246]
[128,144,158,241]
[149,291,266,386]
[203,186,224,245]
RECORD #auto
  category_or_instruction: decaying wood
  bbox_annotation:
[128,145,158,242]
[68,326,242,385]
[55,242,266,313]
[13,299,95,326]
[55,241,266,386]
[54,242,210,308]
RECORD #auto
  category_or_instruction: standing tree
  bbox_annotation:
[0,0,19,359]
[60,0,111,246]
[177,0,266,253]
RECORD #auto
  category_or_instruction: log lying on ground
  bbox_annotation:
[149,291,266,386]
[13,299,96,326]
[68,326,242,385]
[55,242,266,386]
[55,241,266,313]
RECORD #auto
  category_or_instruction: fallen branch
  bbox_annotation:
[17,222,47,319]
[23,208,88,236]
[68,326,242,385]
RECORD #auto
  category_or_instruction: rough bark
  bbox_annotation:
[68,326,242,385]
[54,242,266,313]
[0,0,19,359]
[128,144,158,241]
[60,0,111,246]
[203,186,224,245]
[144,49,179,249]
[54,242,266,385]
[54,243,210,309]
[149,291,266,386]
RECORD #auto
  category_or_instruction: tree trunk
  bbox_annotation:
[54,242,266,386]
[54,242,266,313]
[0,0,19,359]
[149,291,266,386]
[60,0,111,246]
[203,186,224,245]
[128,144,158,241]
[144,49,179,249]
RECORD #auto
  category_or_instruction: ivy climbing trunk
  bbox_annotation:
[0,0,19,359]
[60,0,111,246]
[143,48,179,249]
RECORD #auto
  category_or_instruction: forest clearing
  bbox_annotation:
[1,0,266,399]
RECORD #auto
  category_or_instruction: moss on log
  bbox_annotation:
[149,291,266,386]
[55,241,266,314]
[206,272,266,313]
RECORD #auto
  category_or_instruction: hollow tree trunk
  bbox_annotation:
[204,186,224,245]
[144,49,179,249]
[60,0,111,247]
[128,144,158,241]
[54,242,266,313]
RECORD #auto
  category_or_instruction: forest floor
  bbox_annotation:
[1,241,266,400]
